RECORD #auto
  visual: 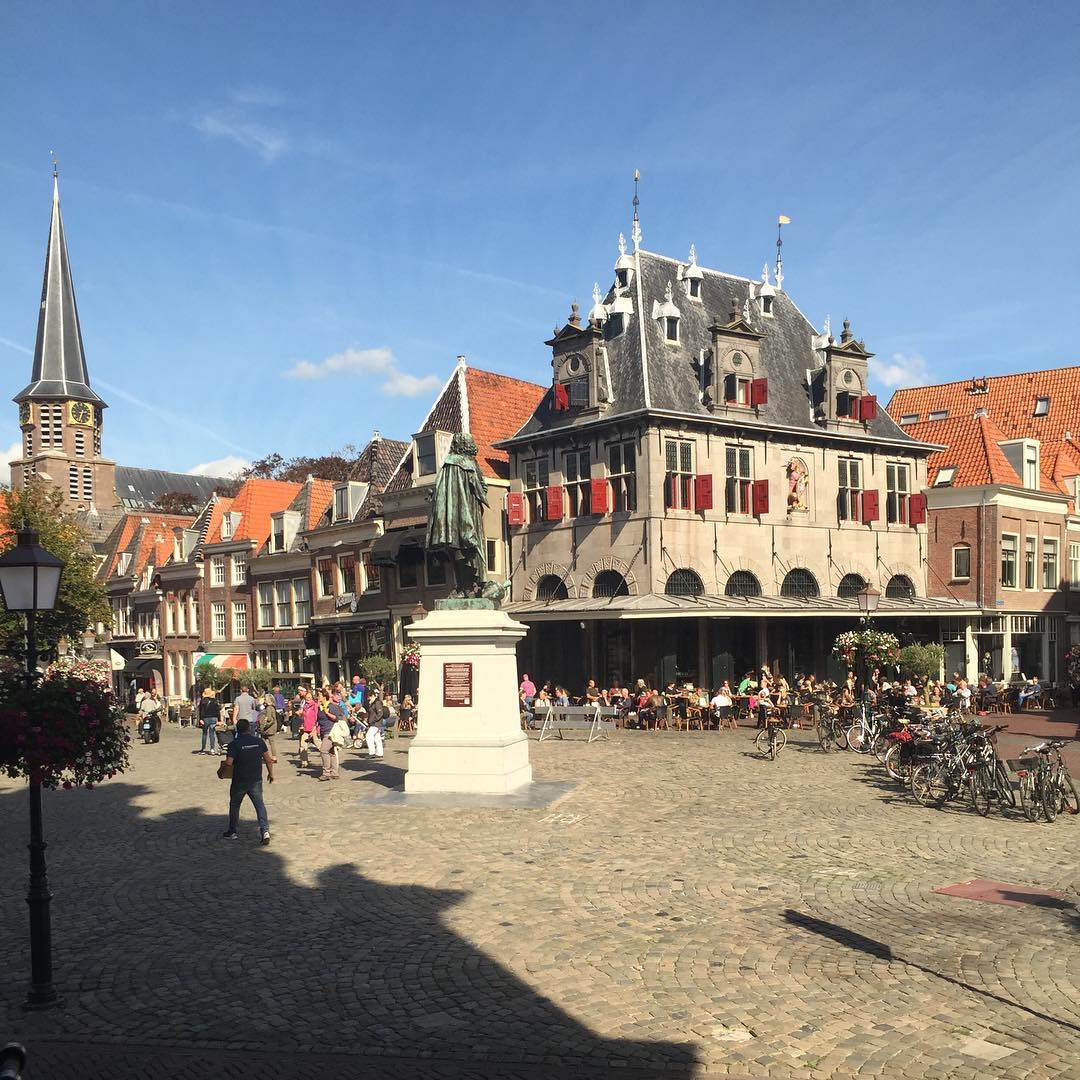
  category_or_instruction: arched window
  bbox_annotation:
[593,570,629,598]
[665,569,704,597]
[885,574,916,600]
[780,568,819,599]
[838,573,868,599]
[536,575,568,601]
[725,571,761,598]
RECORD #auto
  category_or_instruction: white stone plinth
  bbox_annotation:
[404,606,532,794]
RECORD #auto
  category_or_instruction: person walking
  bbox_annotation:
[296,686,319,768]
[232,684,257,728]
[198,687,221,754]
[258,693,279,763]
[220,718,273,845]
[316,689,339,782]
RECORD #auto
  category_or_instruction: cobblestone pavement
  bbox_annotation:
[1,721,1078,1079]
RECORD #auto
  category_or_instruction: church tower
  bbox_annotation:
[10,170,118,509]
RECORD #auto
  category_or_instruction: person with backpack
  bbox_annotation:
[258,693,279,763]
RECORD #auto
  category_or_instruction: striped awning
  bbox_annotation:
[194,653,249,670]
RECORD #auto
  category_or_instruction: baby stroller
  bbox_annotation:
[349,704,370,748]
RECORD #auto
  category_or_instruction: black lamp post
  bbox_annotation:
[856,583,881,707]
[0,525,65,1010]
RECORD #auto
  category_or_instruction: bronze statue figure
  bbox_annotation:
[426,432,489,597]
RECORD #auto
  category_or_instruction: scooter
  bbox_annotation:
[139,715,160,743]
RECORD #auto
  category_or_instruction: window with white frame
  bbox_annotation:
[934,466,956,486]
[415,433,437,477]
[565,449,591,517]
[220,512,234,540]
[189,595,198,636]
[1000,534,1018,588]
[1024,537,1037,590]
[838,458,862,522]
[165,601,175,634]
[886,463,909,524]
[725,445,752,515]
[258,582,274,628]
[275,581,292,626]
[333,485,350,521]
[293,578,310,624]
[210,555,226,587]
[231,552,248,585]
[607,440,636,513]
[338,553,357,594]
[211,602,227,641]
[361,551,380,592]
[1023,444,1039,489]
[316,557,335,597]
[232,601,247,640]
[271,515,286,553]
[952,546,971,580]
[177,594,187,634]
[1069,541,1080,589]
[523,456,550,522]
[665,438,694,510]
[1042,538,1059,590]
[1034,396,1050,416]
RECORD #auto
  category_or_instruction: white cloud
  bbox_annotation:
[2,440,21,464]
[0,336,32,355]
[284,346,440,398]
[195,110,289,162]
[873,351,932,391]
[188,455,248,478]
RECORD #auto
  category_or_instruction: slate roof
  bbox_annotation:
[351,436,409,489]
[506,248,924,447]
[384,361,545,494]
[114,467,228,510]
[887,365,1080,443]
[15,176,103,405]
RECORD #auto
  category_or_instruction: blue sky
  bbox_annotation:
[2,1,1078,477]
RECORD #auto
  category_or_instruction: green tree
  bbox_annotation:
[359,654,396,687]
[0,484,111,655]
[898,643,945,683]
[246,667,276,694]
[196,662,233,692]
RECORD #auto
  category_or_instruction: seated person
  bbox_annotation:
[710,685,733,724]
[1016,674,1041,712]
[583,679,602,705]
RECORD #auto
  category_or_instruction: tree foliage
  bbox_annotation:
[0,484,111,655]
[152,490,199,515]
[359,653,397,687]
[196,662,233,692]
[239,445,361,484]
[899,642,946,682]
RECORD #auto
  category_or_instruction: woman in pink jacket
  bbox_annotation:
[296,686,320,769]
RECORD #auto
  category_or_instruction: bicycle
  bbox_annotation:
[815,702,846,753]
[1018,740,1079,821]
[755,715,786,760]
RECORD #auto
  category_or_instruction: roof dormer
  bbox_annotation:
[652,282,682,343]
[999,438,1040,490]
[587,283,607,327]
[748,263,777,318]
[679,244,704,301]
[613,232,634,289]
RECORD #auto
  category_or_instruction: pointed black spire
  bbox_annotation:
[14,171,105,406]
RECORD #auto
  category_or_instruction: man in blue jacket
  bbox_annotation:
[221,718,274,845]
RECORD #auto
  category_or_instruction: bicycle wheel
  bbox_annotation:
[968,768,991,817]
[773,728,787,756]
[754,728,771,758]
[1041,773,1059,822]
[912,763,948,808]
[833,724,848,751]
[872,731,890,763]
[1059,771,1080,815]
[883,742,904,783]
[817,721,831,753]
[1018,772,1039,822]
[993,759,1016,809]
[846,723,869,754]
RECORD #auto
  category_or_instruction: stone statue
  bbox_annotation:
[426,432,490,597]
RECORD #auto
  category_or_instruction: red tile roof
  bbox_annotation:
[464,367,547,481]
[306,479,335,530]
[105,512,196,579]
[205,479,302,547]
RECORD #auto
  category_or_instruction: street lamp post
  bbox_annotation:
[855,583,881,708]
[0,525,66,1010]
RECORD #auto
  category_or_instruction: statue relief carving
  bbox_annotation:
[786,458,809,512]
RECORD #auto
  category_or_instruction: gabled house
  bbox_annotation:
[889,368,1080,680]
[498,227,968,690]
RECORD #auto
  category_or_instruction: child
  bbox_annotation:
[365,710,385,759]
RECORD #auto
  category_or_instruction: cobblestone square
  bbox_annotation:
[1,724,1078,1079]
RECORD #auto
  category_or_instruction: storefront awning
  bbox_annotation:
[370,527,425,567]
[194,653,250,670]
[505,593,979,622]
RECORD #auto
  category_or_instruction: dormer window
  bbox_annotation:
[605,312,625,337]
[653,282,681,345]
[1023,443,1038,488]
[688,277,701,299]
[271,513,287,553]
[567,376,589,408]
[415,433,437,477]
[1034,396,1050,417]
[665,316,679,343]
[615,268,629,289]
[117,552,132,576]
[900,413,920,424]
[220,512,234,540]
[761,295,773,315]
[928,409,949,421]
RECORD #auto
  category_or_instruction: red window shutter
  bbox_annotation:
[553,383,569,411]
[506,492,524,526]
[751,478,769,516]
[694,474,713,511]
[859,395,878,421]
[590,477,608,514]
[846,393,860,419]
[861,489,880,522]
[750,378,769,406]
[545,485,564,521]
[908,493,927,526]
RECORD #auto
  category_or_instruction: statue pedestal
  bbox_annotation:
[404,605,532,794]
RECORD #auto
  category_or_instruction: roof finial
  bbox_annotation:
[51,151,59,201]
[569,301,581,328]
[823,314,831,338]
[776,214,790,290]
[631,169,642,250]
[593,283,602,306]
[618,232,626,258]
[455,354,467,369]
[841,318,853,344]
[688,243,697,265]
[664,281,673,303]
[762,262,770,285]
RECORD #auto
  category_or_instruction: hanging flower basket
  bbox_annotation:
[0,659,130,790]
[1065,644,1080,684]
[832,629,902,669]
[402,642,421,670]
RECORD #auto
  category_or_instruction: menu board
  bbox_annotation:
[442,662,472,707]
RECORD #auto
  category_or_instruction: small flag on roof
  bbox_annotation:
[778,214,791,225]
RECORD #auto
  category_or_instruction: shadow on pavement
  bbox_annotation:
[0,782,698,1078]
